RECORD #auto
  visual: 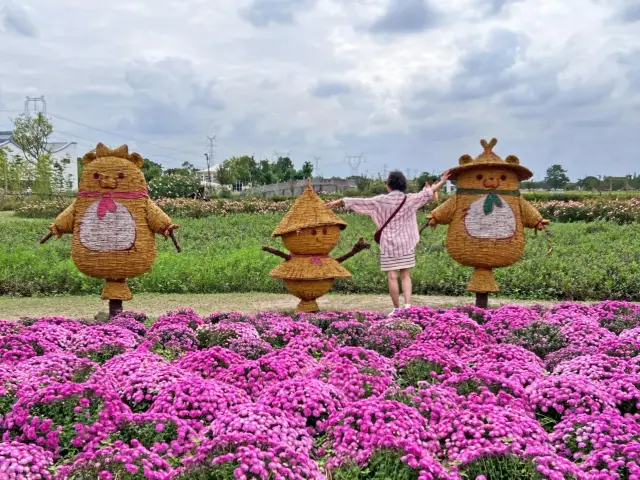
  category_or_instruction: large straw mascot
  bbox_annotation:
[42,143,180,315]
[428,138,548,300]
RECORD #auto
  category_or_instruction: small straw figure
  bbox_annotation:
[428,138,548,306]
[262,179,370,312]
[40,143,181,317]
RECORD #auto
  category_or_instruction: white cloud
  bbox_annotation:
[0,0,638,178]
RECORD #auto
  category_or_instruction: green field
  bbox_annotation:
[2,212,639,301]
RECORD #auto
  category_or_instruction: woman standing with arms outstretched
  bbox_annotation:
[327,170,450,315]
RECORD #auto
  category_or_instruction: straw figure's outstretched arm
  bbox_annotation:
[41,200,77,243]
[262,246,291,260]
[427,197,457,227]
[336,238,371,263]
[520,197,549,230]
[146,199,182,252]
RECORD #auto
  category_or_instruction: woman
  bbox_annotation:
[326,170,450,315]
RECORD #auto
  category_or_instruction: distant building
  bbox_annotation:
[196,167,220,189]
[0,131,78,190]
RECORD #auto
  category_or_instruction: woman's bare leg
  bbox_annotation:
[387,270,400,308]
[400,268,412,306]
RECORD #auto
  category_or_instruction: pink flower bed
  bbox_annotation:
[0,302,638,479]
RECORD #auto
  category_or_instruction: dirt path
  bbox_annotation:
[0,293,564,320]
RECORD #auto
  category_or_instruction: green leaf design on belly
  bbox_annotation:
[483,193,503,215]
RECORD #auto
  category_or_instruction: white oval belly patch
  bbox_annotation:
[464,194,516,239]
[79,200,136,252]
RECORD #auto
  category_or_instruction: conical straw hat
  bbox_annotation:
[272,178,347,237]
[448,138,533,181]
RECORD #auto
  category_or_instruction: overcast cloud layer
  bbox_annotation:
[1,0,639,179]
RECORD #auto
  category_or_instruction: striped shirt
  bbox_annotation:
[344,188,434,256]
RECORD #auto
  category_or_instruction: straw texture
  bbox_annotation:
[272,179,346,237]
[267,178,355,311]
[448,138,533,181]
[48,143,177,301]
[429,138,545,293]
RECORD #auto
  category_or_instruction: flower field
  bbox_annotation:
[12,196,640,224]
[1,302,639,479]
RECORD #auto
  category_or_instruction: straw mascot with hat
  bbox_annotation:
[262,179,370,312]
[41,143,181,316]
[428,138,548,297]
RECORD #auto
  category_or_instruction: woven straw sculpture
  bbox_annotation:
[263,179,369,312]
[45,143,179,301]
[428,138,548,293]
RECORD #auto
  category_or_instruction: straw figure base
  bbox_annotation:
[467,268,499,294]
[109,300,124,318]
[101,279,133,301]
[284,279,335,313]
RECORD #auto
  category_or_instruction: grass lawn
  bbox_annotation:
[0,292,564,320]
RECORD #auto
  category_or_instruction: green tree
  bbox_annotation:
[544,165,570,190]
[258,159,276,185]
[51,156,72,192]
[142,158,163,183]
[214,160,234,186]
[274,157,295,182]
[10,112,54,165]
[0,146,8,193]
[33,154,53,194]
[298,161,314,180]
[576,175,602,191]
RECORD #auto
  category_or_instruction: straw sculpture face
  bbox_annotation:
[282,225,342,255]
[456,168,520,191]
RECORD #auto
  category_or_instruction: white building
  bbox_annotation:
[196,167,221,188]
[0,131,78,190]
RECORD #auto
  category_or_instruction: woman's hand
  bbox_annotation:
[326,199,343,209]
[430,169,452,192]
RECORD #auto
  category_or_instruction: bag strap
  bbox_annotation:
[376,195,407,237]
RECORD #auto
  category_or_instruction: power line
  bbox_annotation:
[47,112,203,158]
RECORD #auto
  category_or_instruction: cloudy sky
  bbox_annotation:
[1,0,639,180]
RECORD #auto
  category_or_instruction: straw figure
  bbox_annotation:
[40,143,181,317]
[428,138,548,306]
[262,179,370,312]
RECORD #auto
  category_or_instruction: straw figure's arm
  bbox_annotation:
[261,246,291,260]
[427,197,457,227]
[336,238,371,263]
[146,199,179,237]
[146,199,182,252]
[41,200,77,243]
[520,197,549,230]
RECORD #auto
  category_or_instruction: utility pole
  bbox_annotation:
[313,156,321,179]
[383,164,388,178]
[205,135,216,196]
[345,153,365,177]
[24,95,47,115]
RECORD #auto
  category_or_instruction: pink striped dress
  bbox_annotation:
[344,188,434,271]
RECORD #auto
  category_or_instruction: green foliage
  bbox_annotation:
[398,359,446,388]
[142,158,163,183]
[330,449,420,480]
[29,392,104,458]
[460,454,577,480]
[5,215,640,300]
[214,155,313,186]
[505,322,567,359]
[108,418,180,451]
[148,171,202,199]
[10,112,53,165]
[0,392,16,416]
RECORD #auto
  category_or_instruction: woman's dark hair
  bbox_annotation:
[386,171,407,192]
